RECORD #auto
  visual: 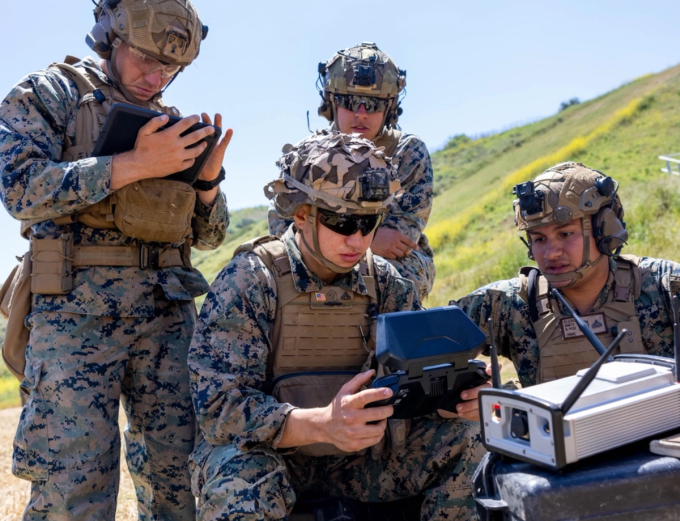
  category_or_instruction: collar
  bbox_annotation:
[281,226,369,295]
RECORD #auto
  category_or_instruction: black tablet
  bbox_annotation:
[92,103,222,184]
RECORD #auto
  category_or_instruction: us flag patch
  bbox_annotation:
[315,293,326,301]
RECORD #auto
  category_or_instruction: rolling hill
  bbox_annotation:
[2,63,680,408]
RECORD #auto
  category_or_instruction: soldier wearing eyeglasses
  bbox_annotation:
[268,43,436,302]
[0,0,231,518]
[188,130,486,520]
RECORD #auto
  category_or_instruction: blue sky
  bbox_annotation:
[1,0,679,281]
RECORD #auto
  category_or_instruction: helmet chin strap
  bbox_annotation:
[541,217,605,289]
[108,39,147,105]
[299,206,356,275]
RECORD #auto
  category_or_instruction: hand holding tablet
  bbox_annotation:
[94,103,223,185]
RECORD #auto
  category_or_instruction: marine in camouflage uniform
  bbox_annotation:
[0,1,228,519]
[268,43,435,301]
[454,163,678,388]
[189,131,483,520]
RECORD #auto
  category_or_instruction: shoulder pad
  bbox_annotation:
[615,254,642,300]
[233,235,290,277]
[156,99,181,117]
[518,265,539,277]
[616,254,641,267]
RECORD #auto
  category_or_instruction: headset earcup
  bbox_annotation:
[318,92,333,121]
[594,207,628,255]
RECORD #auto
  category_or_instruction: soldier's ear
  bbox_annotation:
[293,204,311,229]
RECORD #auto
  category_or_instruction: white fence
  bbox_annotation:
[659,153,680,176]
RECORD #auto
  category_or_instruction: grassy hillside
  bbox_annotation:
[427,65,680,305]
[2,64,680,408]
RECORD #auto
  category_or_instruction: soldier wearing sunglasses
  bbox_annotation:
[268,43,436,302]
[188,130,485,520]
[0,0,231,517]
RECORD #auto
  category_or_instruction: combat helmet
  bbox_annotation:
[86,0,207,102]
[265,129,401,273]
[318,43,407,132]
[513,162,628,287]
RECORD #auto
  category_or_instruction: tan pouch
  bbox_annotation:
[114,179,195,243]
[273,372,364,457]
[1,253,32,380]
[31,234,73,295]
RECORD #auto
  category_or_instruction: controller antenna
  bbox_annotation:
[487,318,502,389]
[673,295,680,383]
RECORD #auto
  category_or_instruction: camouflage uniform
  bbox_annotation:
[188,228,483,520]
[269,130,435,301]
[0,58,228,518]
[454,257,680,388]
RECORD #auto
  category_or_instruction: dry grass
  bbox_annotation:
[0,407,139,520]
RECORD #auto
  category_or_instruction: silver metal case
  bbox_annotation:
[479,356,680,470]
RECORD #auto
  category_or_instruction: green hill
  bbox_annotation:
[2,64,680,408]
[426,65,680,305]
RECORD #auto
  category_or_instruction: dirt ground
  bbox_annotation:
[0,407,138,520]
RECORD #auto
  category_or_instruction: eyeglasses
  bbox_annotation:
[333,94,389,114]
[126,44,182,79]
[317,208,382,237]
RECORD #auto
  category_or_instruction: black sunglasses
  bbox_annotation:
[317,208,382,237]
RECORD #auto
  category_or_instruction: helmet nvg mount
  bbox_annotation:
[513,162,628,288]
[86,0,207,102]
[265,129,401,274]
[317,42,407,132]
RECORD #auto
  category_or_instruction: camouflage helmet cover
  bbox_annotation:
[265,130,401,218]
[89,0,205,67]
[318,43,406,125]
[514,162,624,233]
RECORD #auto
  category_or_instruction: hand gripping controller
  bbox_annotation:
[364,306,489,419]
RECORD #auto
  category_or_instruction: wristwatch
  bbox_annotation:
[194,167,225,191]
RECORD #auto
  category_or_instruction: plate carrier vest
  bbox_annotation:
[519,255,646,383]
[234,236,379,456]
[19,56,196,244]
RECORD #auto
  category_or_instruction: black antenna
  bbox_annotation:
[487,318,502,389]
[673,294,680,383]
[552,289,612,359]
[561,329,627,415]
[306,111,313,133]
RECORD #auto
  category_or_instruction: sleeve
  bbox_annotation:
[191,187,229,250]
[381,135,433,244]
[453,279,541,387]
[267,203,292,238]
[188,252,297,451]
[373,256,422,313]
[0,70,113,221]
[638,257,680,358]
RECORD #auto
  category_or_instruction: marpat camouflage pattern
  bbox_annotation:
[188,229,483,520]
[269,130,435,300]
[0,57,228,519]
[454,257,680,387]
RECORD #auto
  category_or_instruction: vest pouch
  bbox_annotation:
[1,253,32,381]
[76,196,117,230]
[31,235,73,295]
[272,371,365,457]
[113,179,195,243]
